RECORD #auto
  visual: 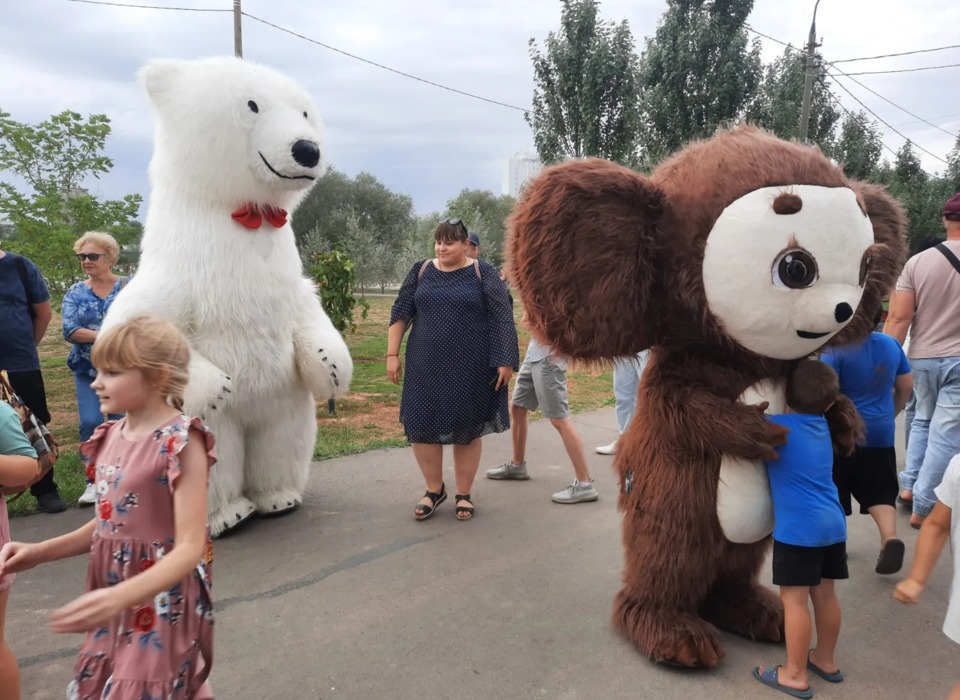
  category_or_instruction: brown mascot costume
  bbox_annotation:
[507,127,907,668]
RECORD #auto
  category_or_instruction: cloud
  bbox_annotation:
[2,0,958,221]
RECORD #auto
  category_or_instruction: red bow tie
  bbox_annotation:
[231,204,288,230]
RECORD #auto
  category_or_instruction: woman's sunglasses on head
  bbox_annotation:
[76,253,103,262]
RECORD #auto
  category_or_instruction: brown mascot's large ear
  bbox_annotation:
[829,181,909,347]
[506,158,664,360]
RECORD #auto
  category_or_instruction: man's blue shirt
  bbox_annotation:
[766,413,847,547]
[0,253,49,372]
[821,333,910,448]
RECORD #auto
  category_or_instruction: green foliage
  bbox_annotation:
[834,111,883,181]
[526,0,643,165]
[0,109,142,292]
[638,0,763,165]
[310,249,369,334]
[443,189,517,265]
[746,48,840,149]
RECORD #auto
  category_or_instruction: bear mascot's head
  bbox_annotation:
[139,56,324,219]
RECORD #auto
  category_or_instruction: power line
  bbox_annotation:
[892,110,960,129]
[832,44,960,64]
[64,0,228,10]
[842,62,960,77]
[826,66,958,139]
[744,24,805,55]
[241,12,529,113]
[823,70,948,164]
[823,89,900,159]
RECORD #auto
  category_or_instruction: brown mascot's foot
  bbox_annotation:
[699,581,784,643]
[612,590,724,668]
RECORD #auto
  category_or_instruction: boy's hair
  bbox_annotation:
[92,316,191,411]
[786,359,865,455]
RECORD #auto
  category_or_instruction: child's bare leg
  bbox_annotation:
[809,579,841,674]
[0,589,20,700]
[775,586,812,690]
[867,504,898,544]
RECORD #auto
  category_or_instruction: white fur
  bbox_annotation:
[716,379,784,544]
[702,185,874,361]
[103,56,353,537]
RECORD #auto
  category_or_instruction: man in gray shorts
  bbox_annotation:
[486,336,598,503]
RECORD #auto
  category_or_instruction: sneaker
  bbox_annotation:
[78,482,97,506]
[486,461,529,480]
[35,491,68,513]
[595,440,618,455]
[552,480,599,504]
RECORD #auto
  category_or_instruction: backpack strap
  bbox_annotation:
[417,259,433,280]
[12,254,37,320]
[936,243,960,275]
[418,259,482,280]
[474,258,481,280]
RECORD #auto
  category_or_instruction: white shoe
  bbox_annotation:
[78,482,97,506]
[595,440,618,455]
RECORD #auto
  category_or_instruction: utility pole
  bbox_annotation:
[799,0,822,142]
[233,0,243,58]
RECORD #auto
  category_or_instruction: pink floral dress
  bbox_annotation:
[71,415,216,700]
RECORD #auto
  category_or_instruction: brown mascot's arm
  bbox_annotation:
[506,159,665,360]
[654,381,788,462]
[829,181,908,348]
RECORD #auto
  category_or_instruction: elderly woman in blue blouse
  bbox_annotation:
[62,231,127,505]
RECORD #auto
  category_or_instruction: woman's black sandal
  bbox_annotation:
[414,483,447,521]
[455,493,474,521]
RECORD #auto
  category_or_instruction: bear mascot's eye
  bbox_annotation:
[773,249,819,289]
[247,100,259,114]
[859,251,872,286]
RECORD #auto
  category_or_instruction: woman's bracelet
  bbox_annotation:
[386,354,398,357]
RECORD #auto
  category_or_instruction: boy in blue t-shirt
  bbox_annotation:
[754,360,863,699]
[822,309,913,576]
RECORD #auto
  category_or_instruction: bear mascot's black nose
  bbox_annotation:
[835,302,853,323]
[291,139,320,168]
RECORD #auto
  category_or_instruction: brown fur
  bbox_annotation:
[506,126,907,668]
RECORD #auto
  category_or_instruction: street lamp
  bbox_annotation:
[799,0,822,143]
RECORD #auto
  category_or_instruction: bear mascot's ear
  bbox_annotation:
[138,58,190,109]
[828,180,909,348]
[506,158,665,360]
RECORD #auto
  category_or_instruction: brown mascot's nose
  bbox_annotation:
[291,140,320,168]
[835,302,853,323]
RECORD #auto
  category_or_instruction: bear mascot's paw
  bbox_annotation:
[699,580,784,643]
[186,358,235,423]
[250,488,303,517]
[209,498,257,539]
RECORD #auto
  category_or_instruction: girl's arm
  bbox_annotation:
[894,501,952,604]
[50,431,209,632]
[0,453,40,488]
[0,519,96,576]
[386,320,407,385]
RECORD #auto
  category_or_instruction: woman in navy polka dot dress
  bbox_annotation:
[387,219,519,521]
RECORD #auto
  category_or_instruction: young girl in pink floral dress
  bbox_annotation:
[0,316,216,699]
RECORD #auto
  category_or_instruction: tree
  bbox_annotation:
[0,109,142,290]
[526,0,643,165]
[944,134,960,195]
[746,48,840,149]
[833,110,883,181]
[291,167,414,258]
[443,189,517,265]
[638,0,763,165]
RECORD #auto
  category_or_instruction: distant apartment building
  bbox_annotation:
[502,153,543,199]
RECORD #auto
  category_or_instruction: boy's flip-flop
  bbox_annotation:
[875,538,906,575]
[807,651,845,683]
[752,665,814,699]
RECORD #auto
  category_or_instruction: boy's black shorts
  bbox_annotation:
[832,445,899,515]
[772,540,849,587]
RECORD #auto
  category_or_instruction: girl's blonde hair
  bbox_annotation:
[74,231,121,264]
[92,316,191,411]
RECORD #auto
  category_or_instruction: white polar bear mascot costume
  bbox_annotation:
[103,56,353,537]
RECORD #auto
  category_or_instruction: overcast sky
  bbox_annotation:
[2,0,958,219]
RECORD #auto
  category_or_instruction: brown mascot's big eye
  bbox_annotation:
[859,252,872,286]
[773,249,819,289]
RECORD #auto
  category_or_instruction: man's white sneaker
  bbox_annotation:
[595,440,618,455]
[77,482,97,506]
[552,480,599,504]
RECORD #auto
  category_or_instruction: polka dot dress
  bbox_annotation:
[391,259,519,445]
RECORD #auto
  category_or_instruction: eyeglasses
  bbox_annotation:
[76,253,103,262]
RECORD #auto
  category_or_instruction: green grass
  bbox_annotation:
[9,297,615,516]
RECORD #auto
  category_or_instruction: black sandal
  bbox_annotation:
[414,483,447,521]
[455,493,474,521]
